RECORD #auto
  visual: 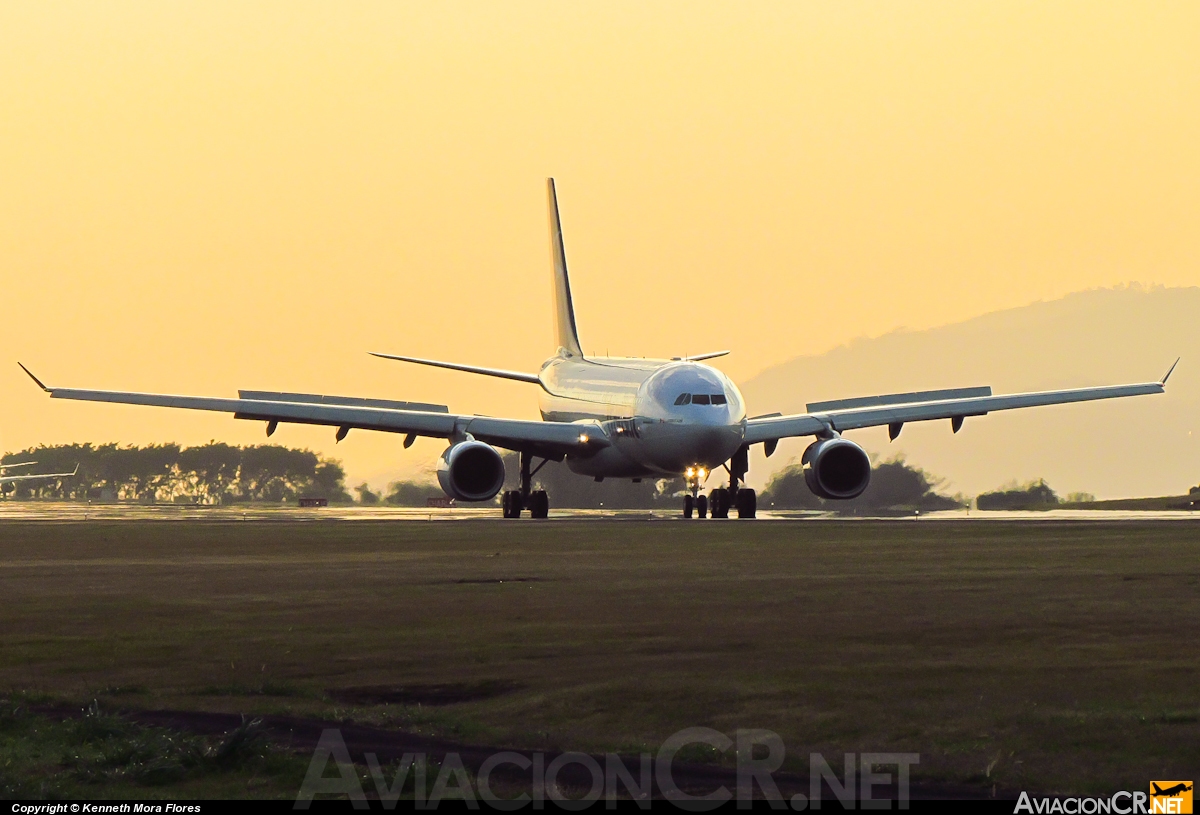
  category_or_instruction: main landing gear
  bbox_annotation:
[683,492,708,519]
[501,451,550,519]
[682,445,757,520]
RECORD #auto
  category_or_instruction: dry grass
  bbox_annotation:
[0,518,1197,794]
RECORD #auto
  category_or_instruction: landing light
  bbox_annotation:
[578,433,590,443]
[698,467,707,479]
[686,467,695,478]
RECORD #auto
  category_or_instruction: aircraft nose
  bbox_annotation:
[689,423,739,461]
[642,420,744,472]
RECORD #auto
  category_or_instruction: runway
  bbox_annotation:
[2,516,1196,795]
[0,501,1197,521]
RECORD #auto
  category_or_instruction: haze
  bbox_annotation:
[3,2,1199,491]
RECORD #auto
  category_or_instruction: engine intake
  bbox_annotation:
[802,437,871,500]
[437,440,506,502]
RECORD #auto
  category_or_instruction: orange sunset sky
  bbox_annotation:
[2,2,1198,489]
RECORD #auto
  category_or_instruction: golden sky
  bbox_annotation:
[3,2,1199,489]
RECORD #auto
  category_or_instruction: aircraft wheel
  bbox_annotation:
[710,488,729,519]
[529,490,549,519]
[683,494,694,518]
[502,490,523,518]
[695,494,708,519]
[736,488,757,519]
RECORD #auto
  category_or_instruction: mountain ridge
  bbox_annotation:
[740,285,1200,498]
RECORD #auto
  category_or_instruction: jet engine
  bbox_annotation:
[801,437,871,500]
[436,440,506,502]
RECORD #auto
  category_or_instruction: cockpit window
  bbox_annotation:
[673,393,728,406]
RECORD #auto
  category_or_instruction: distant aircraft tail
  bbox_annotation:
[547,178,584,358]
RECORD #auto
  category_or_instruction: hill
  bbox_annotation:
[739,286,1200,499]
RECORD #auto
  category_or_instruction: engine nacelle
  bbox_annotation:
[802,437,871,500]
[436,440,506,502]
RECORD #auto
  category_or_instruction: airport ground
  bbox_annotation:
[0,516,1196,799]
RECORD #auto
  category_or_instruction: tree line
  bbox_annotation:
[5,441,1100,510]
[974,479,1096,510]
[975,479,1059,510]
[379,454,966,511]
[368,454,686,508]
[369,453,686,508]
[759,457,964,512]
[1,443,351,503]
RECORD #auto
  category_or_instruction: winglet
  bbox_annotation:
[17,362,50,392]
[1161,357,1181,385]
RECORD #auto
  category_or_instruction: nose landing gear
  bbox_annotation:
[682,465,709,518]
[681,445,757,519]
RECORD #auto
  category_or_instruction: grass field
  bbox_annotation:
[0,519,1197,798]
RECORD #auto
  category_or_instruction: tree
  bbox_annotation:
[760,455,963,512]
[313,460,353,503]
[131,444,182,501]
[976,480,1059,510]
[354,483,380,505]
[178,442,242,504]
[4,443,97,500]
[498,452,684,509]
[238,445,319,501]
[1,442,351,504]
[385,480,445,506]
[757,463,824,510]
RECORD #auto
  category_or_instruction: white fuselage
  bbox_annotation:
[538,356,747,478]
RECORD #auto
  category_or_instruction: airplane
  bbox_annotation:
[17,179,1177,519]
[0,461,79,492]
[1151,783,1192,797]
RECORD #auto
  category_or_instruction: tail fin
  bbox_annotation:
[548,178,584,358]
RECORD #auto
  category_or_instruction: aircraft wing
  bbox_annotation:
[743,366,1175,445]
[19,366,608,458]
[1,465,78,484]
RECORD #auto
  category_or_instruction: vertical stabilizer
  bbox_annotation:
[547,178,584,358]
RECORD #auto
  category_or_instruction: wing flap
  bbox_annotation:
[746,380,1165,443]
[49,386,461,435]
[807,386,991,413]
[42,384,604,454]
[239,390,449,413]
